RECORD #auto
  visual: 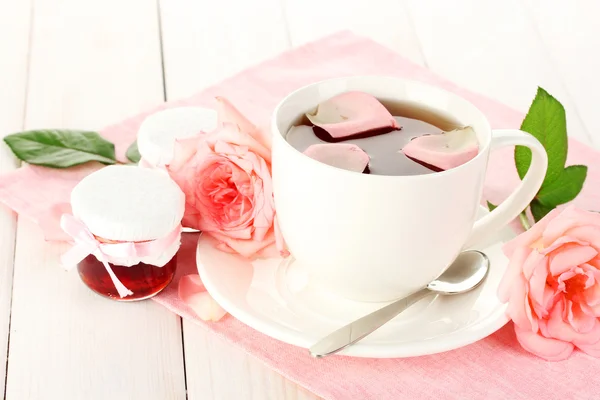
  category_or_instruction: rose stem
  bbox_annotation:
[519,211,532,231]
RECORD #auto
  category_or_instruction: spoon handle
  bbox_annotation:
[309,288,431,358]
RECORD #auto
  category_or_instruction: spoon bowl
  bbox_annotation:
[426,250,489,294]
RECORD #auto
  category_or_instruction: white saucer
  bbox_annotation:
[197,207,513,358]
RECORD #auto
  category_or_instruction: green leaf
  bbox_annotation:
[126,140,141,163]
[515,87,567,187]
[530,200,554,223]
[487,201,497,211]
[3,130,116,168]
[536,165,587,207]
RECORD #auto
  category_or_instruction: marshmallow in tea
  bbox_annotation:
[137,106,218,167]
[61,165,185,301]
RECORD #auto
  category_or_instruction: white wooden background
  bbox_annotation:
[0,0,598,399]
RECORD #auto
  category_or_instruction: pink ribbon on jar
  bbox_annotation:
[60,214,181,298]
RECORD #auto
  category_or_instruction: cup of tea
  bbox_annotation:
[270,76,547,303]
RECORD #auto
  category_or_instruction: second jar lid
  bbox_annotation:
[137,107,218,167]
[70,165,185,242]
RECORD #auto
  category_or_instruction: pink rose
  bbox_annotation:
[499,205,600,360]
[167,97,286,258]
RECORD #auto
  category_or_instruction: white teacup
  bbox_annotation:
[271,76,547,302]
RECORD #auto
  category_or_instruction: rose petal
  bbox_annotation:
[401,126,478,171]
[566,225,600,251]
[542,285,558,315]
[168,135,205,172]
[522,249,546,279]
[209,229,277,259]
[524,292,539,333]
[216,97,256,134]
[303,143,370,173]
[548,244,597,276]
[541,236,589,254]
[575,334,600,357]
[547,299,600,345]
[567,301,597,333]
[581,302,600,317]
[206,124,271,164]
[502,208,562,258]
[584,268,600,307]
[580,264,596,289]
[254,242,281,259]
[179,274,207,299]
[215,241,236,254]
[249,155,276,239]
[178,274,227,322]
[498,245,530,302]
[543,205,600,247]
[556,267,586,292]
[527,256,550,317]
[504,274,535,331]
[305,91,399,140]
[216,97,271,150]
[514,324,574,361]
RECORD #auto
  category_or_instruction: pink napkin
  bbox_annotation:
[2,31,600,399]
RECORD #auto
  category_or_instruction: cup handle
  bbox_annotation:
[464,129,548,248]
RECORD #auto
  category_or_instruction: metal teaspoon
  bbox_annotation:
[309,250,490,358]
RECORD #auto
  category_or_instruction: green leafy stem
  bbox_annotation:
[3,130,140,167]
[488,87,587,230]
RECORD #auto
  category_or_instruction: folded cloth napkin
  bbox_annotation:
[2,31,600,400]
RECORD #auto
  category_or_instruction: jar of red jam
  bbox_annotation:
[61,165,185,301]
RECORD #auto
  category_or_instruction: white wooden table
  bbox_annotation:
[0,1,598,398]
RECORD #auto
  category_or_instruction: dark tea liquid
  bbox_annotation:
[286,99,463,176]
[78,255,177,301]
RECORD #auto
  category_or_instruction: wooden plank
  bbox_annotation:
[0,1,33,398]
[522,0,600,147]
[158,0,290,100]
[4,0,186,398]
[182,322,318,400]
[158,1,319,398]
[404,0,592,145]
[283,0,426,66]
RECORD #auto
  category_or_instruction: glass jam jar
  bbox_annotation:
[64,165,185,301]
